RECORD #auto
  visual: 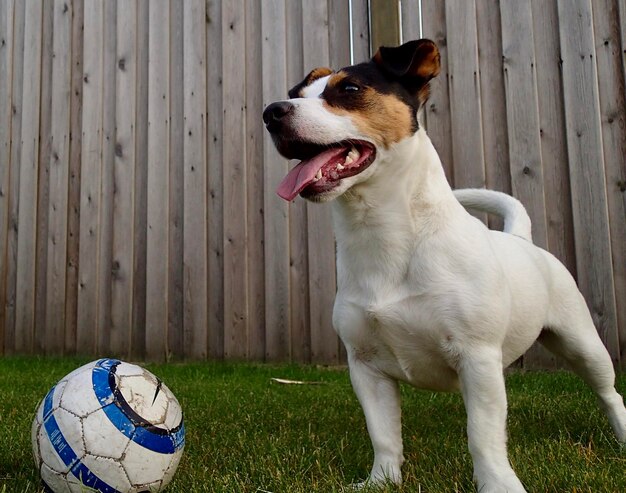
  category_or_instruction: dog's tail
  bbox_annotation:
[453,188,533,242]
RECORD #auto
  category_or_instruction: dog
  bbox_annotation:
[263,39,626,492]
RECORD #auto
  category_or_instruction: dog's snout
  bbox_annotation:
[263,101,294,130]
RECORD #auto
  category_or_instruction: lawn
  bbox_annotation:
[0,357,624,492]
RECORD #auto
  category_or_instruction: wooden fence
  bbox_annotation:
[0,0,624,367]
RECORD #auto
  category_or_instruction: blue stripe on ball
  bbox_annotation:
[43,386,121,493]
[92,358,185,454]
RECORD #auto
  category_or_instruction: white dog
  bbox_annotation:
[263,39,626,492]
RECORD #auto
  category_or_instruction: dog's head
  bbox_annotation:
[263,39,440,202]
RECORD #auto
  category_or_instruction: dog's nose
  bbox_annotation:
[263,101,294,128]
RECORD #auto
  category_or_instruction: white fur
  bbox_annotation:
[272,79,626,492]
[302,74,331,98]
[453,188,533,242]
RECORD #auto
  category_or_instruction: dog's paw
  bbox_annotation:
[475,477,527,493]
[349,481,373,491]
[348,480,387,491]
[474,468,527,493]
[349,476,401,491]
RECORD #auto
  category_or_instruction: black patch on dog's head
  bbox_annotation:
[322,62,424,128]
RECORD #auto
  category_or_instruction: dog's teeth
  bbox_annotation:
[344,156,353,165]
[348,148,360,160]
[315,169,322,180]
[337,162,345,170]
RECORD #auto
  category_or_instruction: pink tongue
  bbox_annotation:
[276,147,346,201]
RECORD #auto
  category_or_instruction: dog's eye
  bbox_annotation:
[341,82,360,93]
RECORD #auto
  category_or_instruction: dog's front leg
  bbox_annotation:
[348,355,404,487]
[458,347,526,493]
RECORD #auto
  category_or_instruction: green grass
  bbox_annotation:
[0,357,624,492]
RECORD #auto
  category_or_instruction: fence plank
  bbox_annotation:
[329,0,351,364]
[401,0,421,42]
[500,0,555,369]
[421,0,454,184]
[245,0,265,360]
[65,0,84,355]
[168,0,184,359]
[619,0,626,365]
[619,0,626,366]
[145,0,170,360]
[0,0,15,355]
[302,1,338,363]
[222,0,248,359]
[183,0,208,359]
[45,0,73,355]
[329,0,351,70]
[351,0,370,62]
[445,0,485,193]
[131,0,149,359]
[111,0,136,358]
[96,0,116,354]
[500,0,547,248]
[77,0,103,354]
[15,0,43,353]
[4,0,25,354]
[4,0,24,354]
[284,0,308,362]
[557,0,620,364]
[531,0,576,277]
[34,0,54,354]
[370,0,400,50]
[207,0,224,359]
[617,0,626,78]
[476,0,511,230]
[592,0,626,366]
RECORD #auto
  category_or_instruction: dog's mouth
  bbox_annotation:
[276,140,376,201]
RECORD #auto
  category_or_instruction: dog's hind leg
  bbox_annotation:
[539,289,626,443]
[458,346,527,493]
[348,356,404,487]
[539,332,626,442]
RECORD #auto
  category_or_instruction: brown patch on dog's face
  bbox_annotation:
[319,68,416,148]
[288,67,333,98]
[348,95,413,147]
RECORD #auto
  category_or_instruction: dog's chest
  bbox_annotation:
[332,203,464,390]
[333,266,460,391]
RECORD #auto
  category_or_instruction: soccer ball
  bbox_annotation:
[32,359,185,492]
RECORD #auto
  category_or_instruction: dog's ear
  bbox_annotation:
[373,39,440,80]
[372,39,440,104]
